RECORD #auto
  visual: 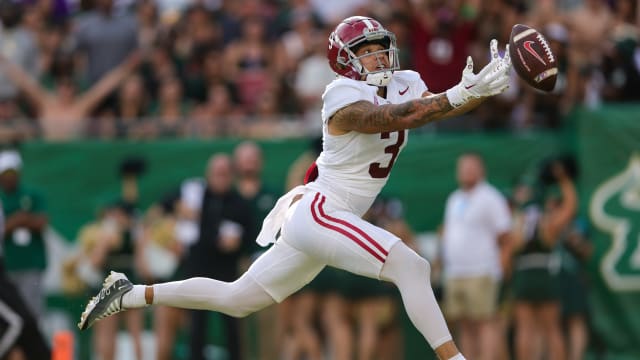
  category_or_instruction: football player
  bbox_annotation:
[79,16,511,360]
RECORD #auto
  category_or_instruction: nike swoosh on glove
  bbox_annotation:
[446,39,512,107]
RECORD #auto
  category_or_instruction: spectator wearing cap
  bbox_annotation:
[0,201,51,360]
[0,150,49,321]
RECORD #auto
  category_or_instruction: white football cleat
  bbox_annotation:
[78,271,133,330]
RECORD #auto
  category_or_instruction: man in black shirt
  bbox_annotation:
[184,154,255,360]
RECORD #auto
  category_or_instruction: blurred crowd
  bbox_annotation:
[0,0,636,142]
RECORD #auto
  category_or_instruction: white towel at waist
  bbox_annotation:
[256,185,308,246]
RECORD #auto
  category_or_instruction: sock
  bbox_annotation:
[449,355,466,360]
[121,285,148,309]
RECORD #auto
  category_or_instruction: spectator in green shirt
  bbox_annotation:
[0,149,48,320]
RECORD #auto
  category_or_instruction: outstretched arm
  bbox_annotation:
[75,52,142,116]
[422,92,486,120]
[330,40,511,134]
[331,93,454,133]
[0,56,49,112]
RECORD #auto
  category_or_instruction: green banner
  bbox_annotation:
[578,106,640,359]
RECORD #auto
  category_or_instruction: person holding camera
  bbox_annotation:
[511,159,577,360]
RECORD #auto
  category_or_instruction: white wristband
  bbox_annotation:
[448,354,466,360]
[445,85,469,108]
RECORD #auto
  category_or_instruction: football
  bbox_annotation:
[509,24,557,92]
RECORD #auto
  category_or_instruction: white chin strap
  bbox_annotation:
[366,71,393,87]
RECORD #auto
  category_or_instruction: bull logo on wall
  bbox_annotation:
[590,154,640,291]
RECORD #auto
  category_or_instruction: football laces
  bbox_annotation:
[537,34,555,63]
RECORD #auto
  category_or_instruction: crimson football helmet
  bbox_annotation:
[327,16,399,86]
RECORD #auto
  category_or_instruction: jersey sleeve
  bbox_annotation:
[321,79,371,123]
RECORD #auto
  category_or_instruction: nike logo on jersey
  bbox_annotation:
[524,41,546,65]
[464,84,476,90]
[399,86,409,95]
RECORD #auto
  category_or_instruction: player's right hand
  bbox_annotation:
[460,39,511,98]
[446,39,511,107]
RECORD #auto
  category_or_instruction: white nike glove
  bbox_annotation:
[446,39,512,108]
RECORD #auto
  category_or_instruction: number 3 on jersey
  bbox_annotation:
[369,131,406,178]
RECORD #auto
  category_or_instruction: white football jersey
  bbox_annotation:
[311,70,428,214]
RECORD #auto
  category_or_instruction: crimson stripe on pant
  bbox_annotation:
[310,193,386,263]
[317,196,389,257]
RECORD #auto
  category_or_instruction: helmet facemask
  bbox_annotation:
[336,29,400,87]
